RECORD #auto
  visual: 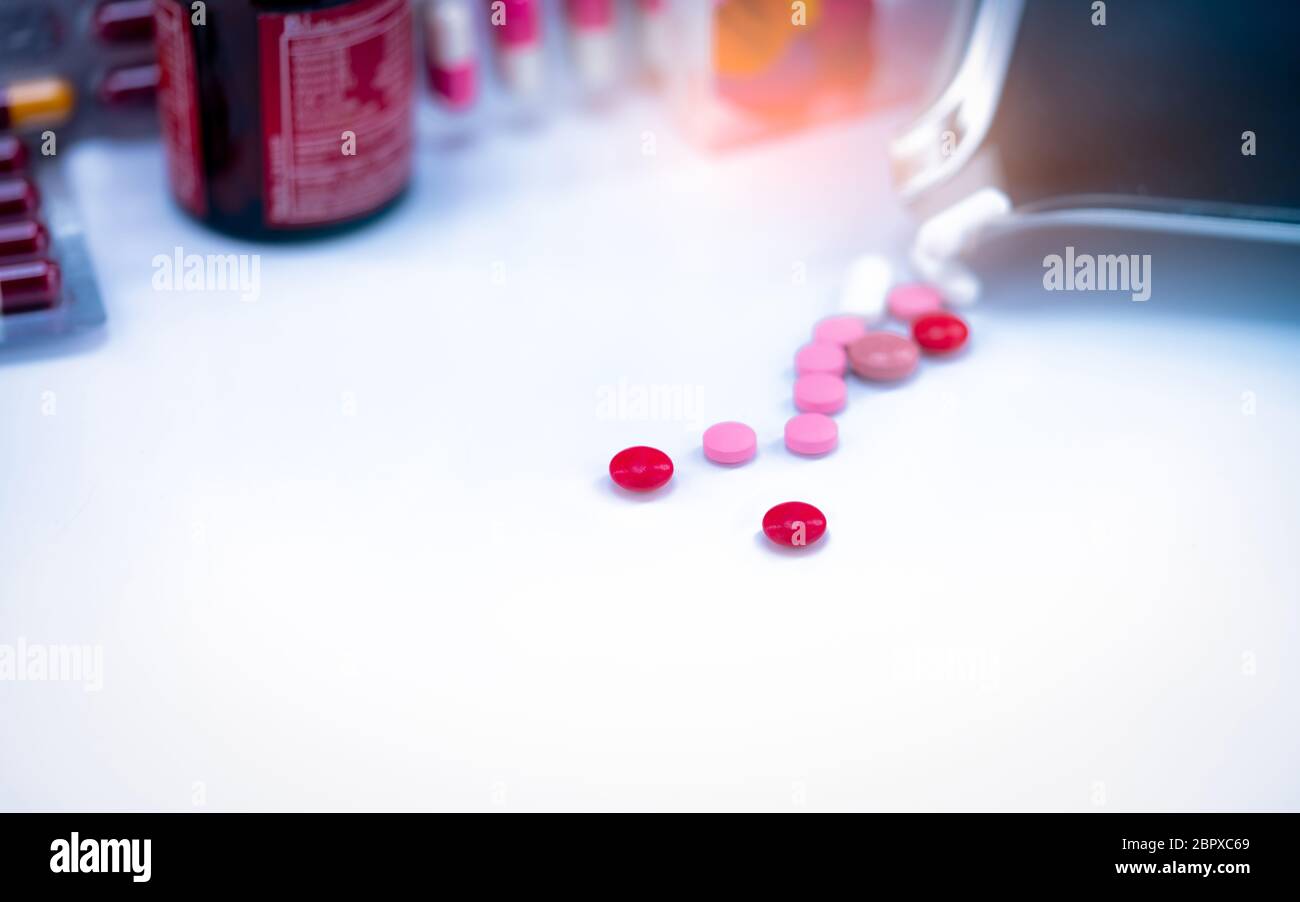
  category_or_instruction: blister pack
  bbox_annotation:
[0,0,151,350]
[0,136,106,350]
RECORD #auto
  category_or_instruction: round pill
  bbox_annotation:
[762,501,827,547]
[609,446,673,491]
[887,282,945,321]
[912,311,969,354]
[702,421,757,464]
[794,341,847,376]
[847,331,919,382]
[793,373,847,414]
[784,413,837,456]
[812,315,867,347]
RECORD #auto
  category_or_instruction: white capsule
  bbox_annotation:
[838,253,893,320]
[914,187,1011,262]
[571,28,618,91]
[427,0,475,67]
[908,187,1007,309]
[499,44,545,99]
[637,1,672,79]
[910,250,982,309]
[934,265,982,308]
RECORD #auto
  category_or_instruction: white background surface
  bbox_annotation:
[2,96,1298,811]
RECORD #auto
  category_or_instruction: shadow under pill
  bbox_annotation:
[698,447,755,469]
[771,437,835,458]
[919,347,971,367]
[850,375,918,394]
[754,530,830,558]
[598,475,677,502]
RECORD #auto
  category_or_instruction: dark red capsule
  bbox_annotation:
[609,446,674,492]
[0,136,28,175]
[0,178,40,219]
[0,220,50,261]
[0,259,62,314]
[98,63,161,106]
[912,312,969,354]
[762,501,827,547]
[93,0,157,43]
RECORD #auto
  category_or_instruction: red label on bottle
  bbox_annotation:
[258,0,414,227]
[154,0,206,216]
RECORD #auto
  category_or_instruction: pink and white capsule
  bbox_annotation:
[636,0,671,80]
[566,0,617,92]
[425,0,477,109]
[491,0,544,99]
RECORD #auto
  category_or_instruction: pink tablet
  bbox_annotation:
[703,421,757,464]
[887,283,944,321]
[794,373,847,414]
[795,342,848,376]
[784,413,838,456]
[812,315,867,347]
[847,332,919,382]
